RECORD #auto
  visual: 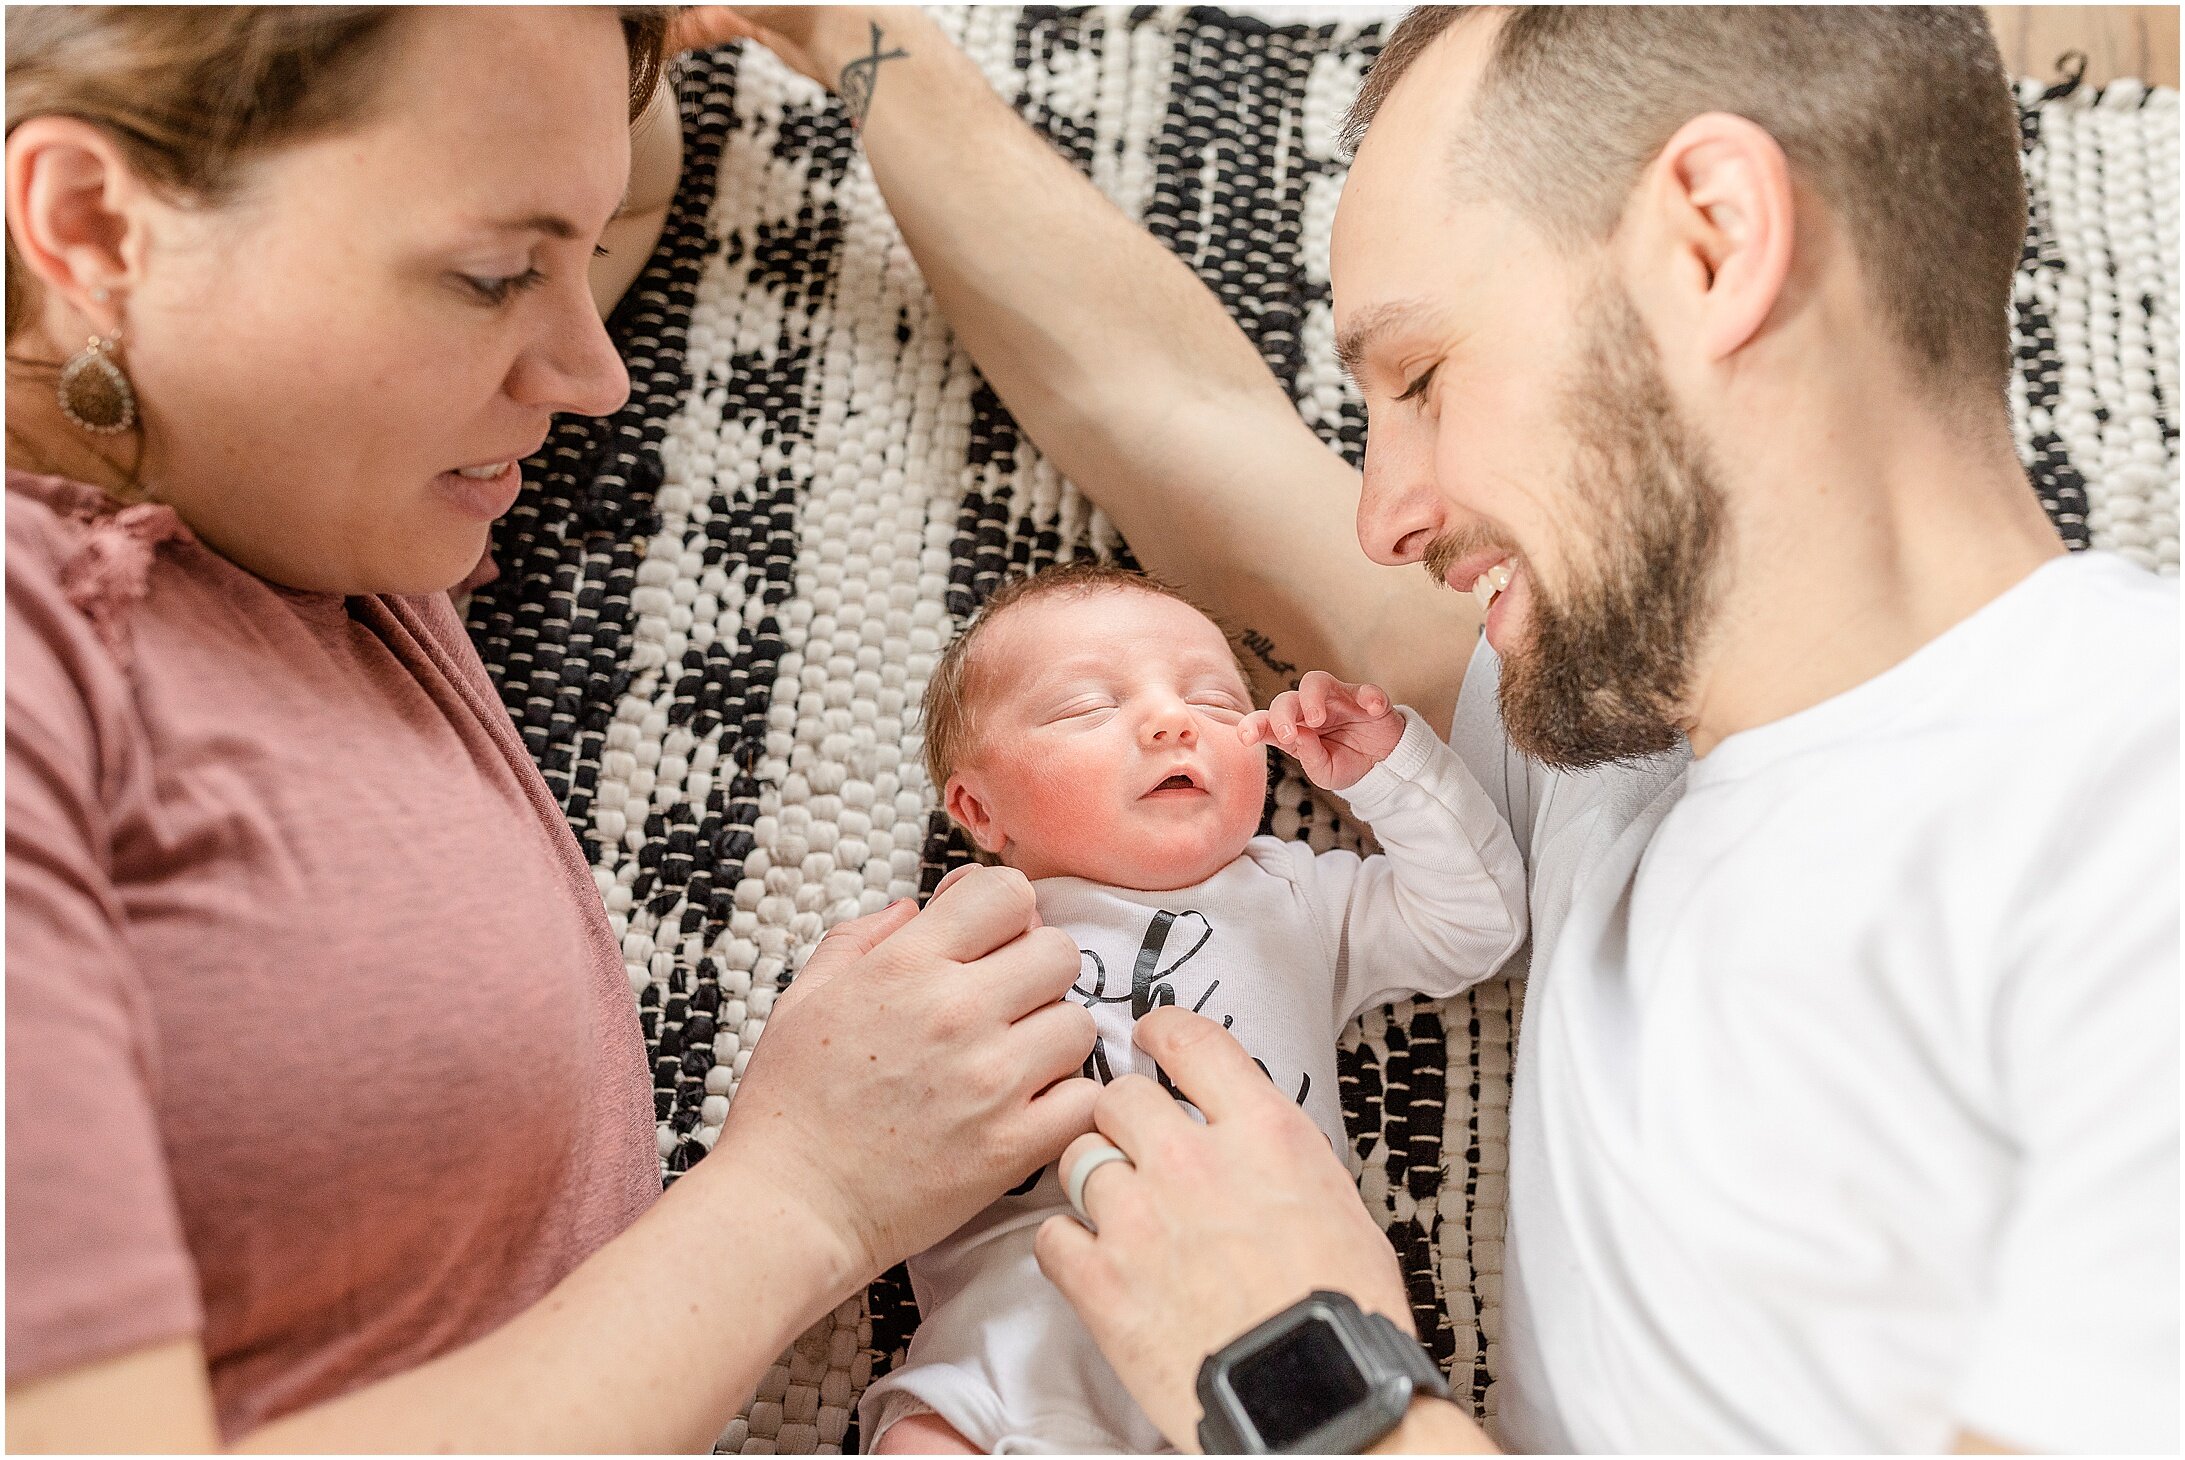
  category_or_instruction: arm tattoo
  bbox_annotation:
[839,21,909,129]
[1239,630,1299,685]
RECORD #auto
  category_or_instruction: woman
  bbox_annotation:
[4,7,1096,1450]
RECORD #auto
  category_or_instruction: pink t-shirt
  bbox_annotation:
[5,471,660,1438]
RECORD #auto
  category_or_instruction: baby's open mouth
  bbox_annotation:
[1144,771,1207,797]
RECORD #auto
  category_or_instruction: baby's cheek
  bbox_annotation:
[1218,741,1272,833]
[1018,772,1138,867]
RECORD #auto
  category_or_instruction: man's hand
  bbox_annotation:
[718,866,1097,1287]
[596,7,896,313]
[1033,1008,1439,1450]
[1238,671,1405,791]
[669,7,880,91]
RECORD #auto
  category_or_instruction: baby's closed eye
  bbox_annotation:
[1047,696,1117,723]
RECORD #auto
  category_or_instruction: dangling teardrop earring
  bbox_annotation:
[57,327,137,435]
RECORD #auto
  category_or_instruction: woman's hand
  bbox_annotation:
[714,866,1099,1287]
[1033,1009,1429,1450]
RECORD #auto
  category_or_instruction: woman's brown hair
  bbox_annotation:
[4,5,671,343]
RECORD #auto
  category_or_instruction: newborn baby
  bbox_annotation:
[862,562,1526,1454]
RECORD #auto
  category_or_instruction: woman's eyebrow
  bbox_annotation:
[484,212,582,239]
[476,189,633,239]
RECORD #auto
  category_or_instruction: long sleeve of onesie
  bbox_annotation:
[1269,705,1528,1034]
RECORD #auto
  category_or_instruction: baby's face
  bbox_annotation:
[945,589,1270,891]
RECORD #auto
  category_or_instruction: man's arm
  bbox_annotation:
[1371,1396,1501,1454]
[727,7,1480,722]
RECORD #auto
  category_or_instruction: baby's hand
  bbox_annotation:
[1238,672,1405,791]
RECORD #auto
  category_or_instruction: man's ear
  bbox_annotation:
[6,115,143,334]
[944,773,1008,856]
[1629,110,1795,364]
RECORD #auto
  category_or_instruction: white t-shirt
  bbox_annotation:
[859,709,1527,1452]
[1444,550,2181,1453]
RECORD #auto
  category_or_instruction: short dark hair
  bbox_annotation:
[1342,6,2026,405]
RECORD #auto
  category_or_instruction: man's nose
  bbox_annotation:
[1357,416,1444,567]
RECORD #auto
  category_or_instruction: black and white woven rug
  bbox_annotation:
[466,10,2179,1452]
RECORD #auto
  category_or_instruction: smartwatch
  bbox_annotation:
[1194,1290,1451,1454]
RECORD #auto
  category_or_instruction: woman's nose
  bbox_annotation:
[507,284,632,419]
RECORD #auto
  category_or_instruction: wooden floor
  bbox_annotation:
[1987,6,2180,88]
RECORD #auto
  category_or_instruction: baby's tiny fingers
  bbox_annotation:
[1357,683,1391,717]
[1299,670,1340,728]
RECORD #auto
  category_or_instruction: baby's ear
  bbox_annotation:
[944,774,1008,855]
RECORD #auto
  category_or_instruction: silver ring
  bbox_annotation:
[1064,1142,1133,1225]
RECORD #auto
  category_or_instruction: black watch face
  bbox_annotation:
[1229,1315,1371,1450]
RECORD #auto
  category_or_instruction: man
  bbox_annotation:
[732,5,2178,1451]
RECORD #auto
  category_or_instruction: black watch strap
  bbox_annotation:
[1198,1388,1252,1456]
[1359,1307,1451,1407]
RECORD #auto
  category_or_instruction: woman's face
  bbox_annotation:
[118,6,636,594]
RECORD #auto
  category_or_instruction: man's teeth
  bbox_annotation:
[454,462,510,479]
[1472,561,1515,610]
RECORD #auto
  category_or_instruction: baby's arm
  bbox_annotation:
[1242,673,1528,1023]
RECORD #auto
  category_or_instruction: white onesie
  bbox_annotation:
[859,708,1527,1453]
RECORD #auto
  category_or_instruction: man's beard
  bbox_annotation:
[1441,281,1729,770]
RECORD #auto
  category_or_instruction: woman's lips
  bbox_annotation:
[431,462,523,522]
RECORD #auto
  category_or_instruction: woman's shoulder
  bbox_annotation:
[8,470,199,675]
[9,468,108,570]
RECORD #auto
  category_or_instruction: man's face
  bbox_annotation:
[1330,17,1728,767]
